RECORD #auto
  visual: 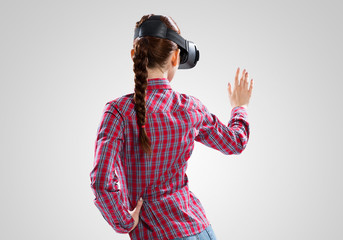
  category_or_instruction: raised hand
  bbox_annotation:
[228,67,253,109]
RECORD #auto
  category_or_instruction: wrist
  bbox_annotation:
[233,105,248,109]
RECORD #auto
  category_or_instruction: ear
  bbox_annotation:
[171,49,180,67]
[131,49,135,61]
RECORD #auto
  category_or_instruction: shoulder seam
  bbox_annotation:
[106,102,124,121]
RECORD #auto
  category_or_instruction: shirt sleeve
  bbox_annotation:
[89,102,135,234]
[193,97,250,155]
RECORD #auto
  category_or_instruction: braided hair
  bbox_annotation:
[132,14,181,154]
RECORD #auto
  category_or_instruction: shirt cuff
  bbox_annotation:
[231,106,247,114]
[117,214,135,234]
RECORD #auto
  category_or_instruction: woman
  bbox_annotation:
[90,14,253,240]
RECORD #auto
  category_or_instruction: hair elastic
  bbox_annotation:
[141,124,146,128]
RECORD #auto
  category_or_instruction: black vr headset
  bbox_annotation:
[133,15,200,69]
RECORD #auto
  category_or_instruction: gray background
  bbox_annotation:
[1,0,342,239]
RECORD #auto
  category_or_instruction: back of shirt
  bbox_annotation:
[90,78,250,240]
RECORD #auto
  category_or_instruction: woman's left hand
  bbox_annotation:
[128,197,144,232]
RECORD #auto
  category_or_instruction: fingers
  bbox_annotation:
[248,78,253,95]
[129,197,144,214]
[232,67,253,92]
[136,197,144,212]
[239,69,246,87]
[134,197,143,212]
[234,67,240,88]
[128,197,144,233]
[243,71,248,89]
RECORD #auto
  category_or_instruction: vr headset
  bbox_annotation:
[133,15,200,69]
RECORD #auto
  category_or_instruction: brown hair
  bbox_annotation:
[132,14,181,154]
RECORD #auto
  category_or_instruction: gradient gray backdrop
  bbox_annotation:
[1,0,342,239]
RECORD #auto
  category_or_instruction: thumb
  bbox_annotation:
[135,197,144,212]
[228,82,232,96]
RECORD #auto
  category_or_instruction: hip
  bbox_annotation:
[171,224,217,240]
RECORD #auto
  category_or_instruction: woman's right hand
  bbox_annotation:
[228,67,253,109]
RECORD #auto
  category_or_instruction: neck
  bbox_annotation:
[147,67,168,80]
[147,73,168,80]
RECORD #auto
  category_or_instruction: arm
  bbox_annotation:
[89,103,135,233]
[194,97,250,155]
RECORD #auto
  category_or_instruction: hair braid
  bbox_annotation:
[132,14,181,154]
[133,37,152,154]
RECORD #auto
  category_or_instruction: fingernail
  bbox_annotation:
[140,197,143,201]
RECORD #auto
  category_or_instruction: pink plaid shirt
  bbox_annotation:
[90,78,250,239]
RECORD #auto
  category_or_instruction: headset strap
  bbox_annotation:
[133,15,188,51]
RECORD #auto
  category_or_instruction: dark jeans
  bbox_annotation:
[171,224,217,240]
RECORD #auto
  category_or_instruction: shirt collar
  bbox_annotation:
[146,78,172,90]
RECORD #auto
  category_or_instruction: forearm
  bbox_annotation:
[228,106,250,153]
[90,182,135,233]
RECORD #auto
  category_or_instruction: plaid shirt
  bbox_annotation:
[90,78,250,239]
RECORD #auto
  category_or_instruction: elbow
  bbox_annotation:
[90,180,100,197]
[90,180,97,191]
[222,146,243,155]
[89,169,106,193]
[89,172,97,191]
[90,181,106,203]
[229,148,244,155]
[90,176,113,196]
[233,131,249,155]
[236,140,248,154]
[89,173,103,195]
[224,141,248,155]
[238,145,247,154]
[90,179,105,194]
